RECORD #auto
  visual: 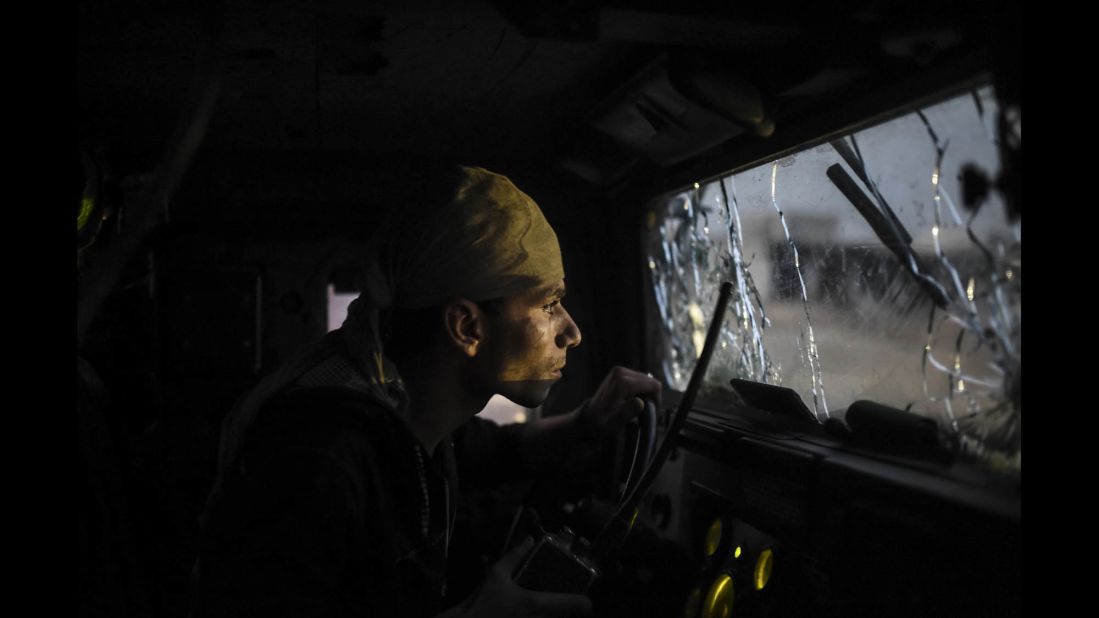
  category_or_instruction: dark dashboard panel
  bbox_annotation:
[624,392,1020,618]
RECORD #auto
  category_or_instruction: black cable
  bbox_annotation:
[620,399,657,505]
[592,281,733,562]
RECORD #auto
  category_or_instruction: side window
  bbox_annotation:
[326,283,358,332]
[478,395,537,425]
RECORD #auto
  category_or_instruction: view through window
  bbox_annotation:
[643,85,1020,473]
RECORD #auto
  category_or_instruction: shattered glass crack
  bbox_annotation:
[643,85,1020,473]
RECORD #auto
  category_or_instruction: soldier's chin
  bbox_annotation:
[495,379,558,409]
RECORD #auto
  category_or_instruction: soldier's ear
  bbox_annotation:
[443,298,486,357]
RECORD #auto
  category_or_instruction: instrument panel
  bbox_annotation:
[599,392,1020,618]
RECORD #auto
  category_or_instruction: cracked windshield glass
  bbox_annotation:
[644,85,1020,474]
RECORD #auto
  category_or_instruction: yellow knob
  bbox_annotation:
[703,518,723,557]
[754,548,773,591]
[702,573,734,618]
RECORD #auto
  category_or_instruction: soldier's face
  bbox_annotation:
[478,279,582,408]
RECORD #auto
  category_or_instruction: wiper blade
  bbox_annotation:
[826,163,951,309]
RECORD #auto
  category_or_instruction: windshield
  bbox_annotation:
[643,85,1020,474]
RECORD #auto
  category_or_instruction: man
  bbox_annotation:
[191,166,660,617]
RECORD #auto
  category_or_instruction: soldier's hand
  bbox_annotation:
[576,366,662,440]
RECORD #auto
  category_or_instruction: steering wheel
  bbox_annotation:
[502,397,659,554]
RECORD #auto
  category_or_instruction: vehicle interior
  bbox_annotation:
[78,1,1021,616]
